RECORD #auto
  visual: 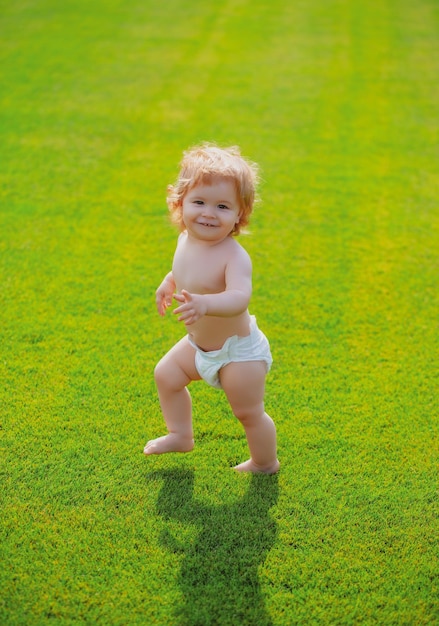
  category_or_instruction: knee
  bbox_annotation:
[154,360,171,390]
[232,403,264,426]
[154,359,187,392]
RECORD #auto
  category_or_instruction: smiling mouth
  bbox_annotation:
[198,222,216,227]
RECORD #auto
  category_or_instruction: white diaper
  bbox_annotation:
[188,315,272,389]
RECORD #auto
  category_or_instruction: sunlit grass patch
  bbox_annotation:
[1,0,438,623]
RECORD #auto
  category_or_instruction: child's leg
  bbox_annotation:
[144,336,201,455]
[220,361,279,474]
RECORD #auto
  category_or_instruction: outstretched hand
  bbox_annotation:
[173,290,207,325]
[156,278,175,316]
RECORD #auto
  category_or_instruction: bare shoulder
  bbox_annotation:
[177,231,187,245]
[225,237,252,271]
[223,238,252,293]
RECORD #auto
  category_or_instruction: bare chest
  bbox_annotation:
[172,242,228,294]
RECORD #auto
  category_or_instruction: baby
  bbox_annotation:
[144,144,279,474]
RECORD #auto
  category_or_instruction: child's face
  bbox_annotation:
[181,177,241,243]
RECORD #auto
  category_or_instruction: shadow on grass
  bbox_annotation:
[148,468,279,626]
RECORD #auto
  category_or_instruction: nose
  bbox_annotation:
[201,204,215,217]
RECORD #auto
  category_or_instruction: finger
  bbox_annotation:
[156,298,165,315]
[159,296,172,314]
[181,289,192,302]
[176,309,192,320]
[180,314,195,325]
[177,309,196,322]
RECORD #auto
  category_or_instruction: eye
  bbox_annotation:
[218,204,230,210]
[193,200,204,205]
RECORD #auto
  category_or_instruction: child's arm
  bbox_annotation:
[173,248,252,325]
[156,271,176,316]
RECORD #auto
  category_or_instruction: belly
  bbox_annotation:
[187,312,251,351]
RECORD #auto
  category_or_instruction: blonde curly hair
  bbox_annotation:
[166,143,259,236]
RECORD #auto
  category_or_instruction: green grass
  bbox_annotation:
[1,0,438,623]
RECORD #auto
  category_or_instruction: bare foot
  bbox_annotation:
[143,433,194,455]
[233,458,280,475]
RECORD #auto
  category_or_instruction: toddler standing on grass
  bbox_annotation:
[144,144,279,474]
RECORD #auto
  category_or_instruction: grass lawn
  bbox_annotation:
[1,0,438,623]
